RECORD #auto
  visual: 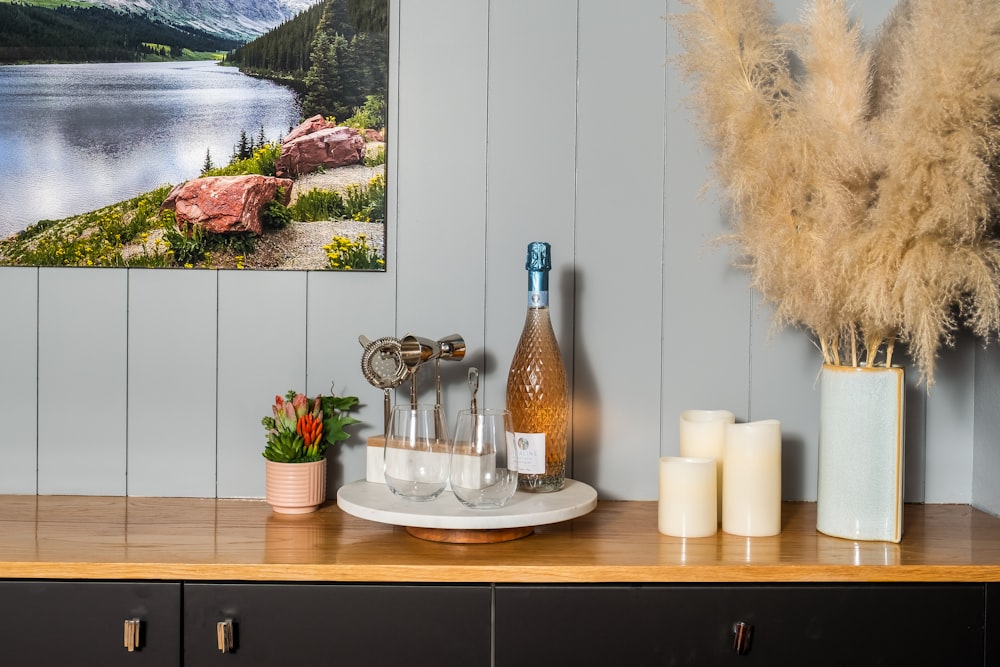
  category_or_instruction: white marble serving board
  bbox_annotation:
[336,478,598,530]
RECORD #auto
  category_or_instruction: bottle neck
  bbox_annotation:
[527,269,549,308]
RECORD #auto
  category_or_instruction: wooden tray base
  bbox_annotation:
[405,525,535,544]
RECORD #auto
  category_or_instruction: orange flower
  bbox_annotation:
[296,412,323,447]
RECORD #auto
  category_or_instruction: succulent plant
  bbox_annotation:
[262,387,359,463]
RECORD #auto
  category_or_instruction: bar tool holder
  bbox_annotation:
[360,332,467,483]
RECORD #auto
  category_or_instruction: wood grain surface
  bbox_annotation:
[1,496,999,582]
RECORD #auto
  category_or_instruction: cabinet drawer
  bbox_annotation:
[183,582,491,665]
[0,580,180,666]
[495,584,984,666]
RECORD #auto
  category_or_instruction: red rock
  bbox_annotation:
[160,175,293,235]
[283,114,335,143]
[364,128,385,142]
[275,126,366,178]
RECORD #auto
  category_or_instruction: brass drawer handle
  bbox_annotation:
[732,621,753,655]
[217,619,235,653]
[123,618,141,652]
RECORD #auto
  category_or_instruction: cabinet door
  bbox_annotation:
[495,584,985,666]
[0,580,180,666]
[183,582,491,666]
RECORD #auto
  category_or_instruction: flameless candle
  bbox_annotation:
[679,409,735,523]
[658,456,717,538]
[722,419,782,537]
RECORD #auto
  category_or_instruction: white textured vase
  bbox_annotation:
[265,459,327,514]
[817,364,904,543]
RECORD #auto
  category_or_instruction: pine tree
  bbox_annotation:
[303,31,350,120]
[235,130,251,160]
[202,148,214,174]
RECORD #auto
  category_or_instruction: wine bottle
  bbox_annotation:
[506,241,570,492]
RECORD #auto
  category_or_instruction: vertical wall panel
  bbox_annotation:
[484,0,578,418]
[575,0,665,499]
[216,271,307,498]
[741,2,825,501]
[664,0,751,455]
[484,0,578,481]
[0,267,38,494]
[307,271,397,493]
[394,0,490,420]
[300,1,404,492]
[37,268,127,495]
[127,269,218,497]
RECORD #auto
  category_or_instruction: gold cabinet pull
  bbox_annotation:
[123,618,141,652]
[732,621,753,655]
[217,619,235,653]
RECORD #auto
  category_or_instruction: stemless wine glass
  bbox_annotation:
[449,408,519,509]
[384,404,450,501]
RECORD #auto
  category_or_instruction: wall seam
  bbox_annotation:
[35,267,40,493]
[659,0,669,458]
[214,270,221,498]
[124,269,130,495]
[569,0,580,481]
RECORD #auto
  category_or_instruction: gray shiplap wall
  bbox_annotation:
[1,0,996,512]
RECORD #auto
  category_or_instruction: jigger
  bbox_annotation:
[400,333,467,433]
[400,335,436,409]
[437,333,466,361]
[400,335,441,367]
[400,333,466,367]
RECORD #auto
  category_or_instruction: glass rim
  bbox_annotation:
[455,407,510,416]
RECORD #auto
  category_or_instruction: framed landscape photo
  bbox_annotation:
[0,0,388,271]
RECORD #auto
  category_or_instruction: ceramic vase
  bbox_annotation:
[265,459,327,514]
[816,364,904,543]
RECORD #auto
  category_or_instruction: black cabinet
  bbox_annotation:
[183,583,492,666]
[495,584,985,666]
[0,580,180,665]
[0,580,990,665]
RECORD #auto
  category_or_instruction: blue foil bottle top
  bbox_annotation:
[525,241,550,306]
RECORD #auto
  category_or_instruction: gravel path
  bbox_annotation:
[205,152,386,270]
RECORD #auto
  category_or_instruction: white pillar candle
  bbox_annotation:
[679,409,735,523]
[658,456,717,538]
[722,420,782,537]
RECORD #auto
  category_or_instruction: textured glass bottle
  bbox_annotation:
[506,241,570,492]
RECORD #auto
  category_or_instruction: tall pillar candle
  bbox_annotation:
[679,409,734,523]
[722,420,782,537]
[657,456,717,538]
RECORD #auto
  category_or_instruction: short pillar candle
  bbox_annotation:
[658,456,717,538]
[722,420,782,537]
[679,409,735,523]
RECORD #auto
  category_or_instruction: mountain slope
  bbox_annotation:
[0,4,241,62]
[83,0,320,41]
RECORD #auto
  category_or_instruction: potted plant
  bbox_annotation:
[673,0,1000,541]
[262,387,360,513]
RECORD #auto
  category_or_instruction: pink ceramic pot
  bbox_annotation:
[265,459,327,514]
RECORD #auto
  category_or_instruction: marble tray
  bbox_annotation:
[336,478,598,533]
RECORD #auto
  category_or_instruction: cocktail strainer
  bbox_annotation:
[359,335,411,437]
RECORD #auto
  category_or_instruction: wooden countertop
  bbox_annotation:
[1,496,1000,583]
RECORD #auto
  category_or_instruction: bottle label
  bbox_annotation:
[527,290,549,308]
[513,432,546,474]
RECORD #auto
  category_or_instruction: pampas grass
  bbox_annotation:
[673,0,1000,384]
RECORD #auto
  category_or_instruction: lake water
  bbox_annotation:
[0,60,301,238]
